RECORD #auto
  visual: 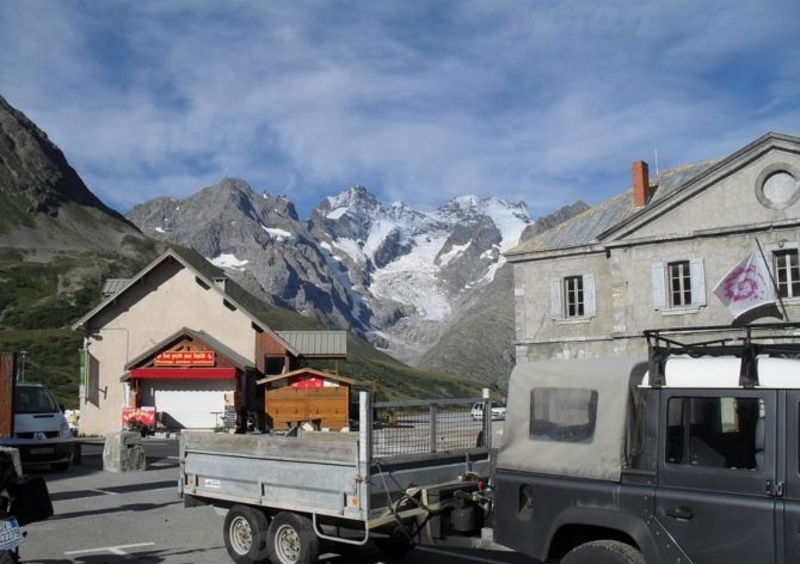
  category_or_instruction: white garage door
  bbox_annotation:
[143,380,233,429]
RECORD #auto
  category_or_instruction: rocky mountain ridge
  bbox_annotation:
[128,179,536,367]
[0,95,143,253]
[0,95,481,403]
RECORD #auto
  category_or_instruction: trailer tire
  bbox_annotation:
[0,550,19,564]
[267,512,319,564]
[561,540,645,564]
[223,504,270,564]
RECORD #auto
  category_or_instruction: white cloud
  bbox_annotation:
[0,1,798,218]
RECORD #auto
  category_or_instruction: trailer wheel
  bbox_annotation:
[267,512,319,564]
[223,505,270,564]
[0,550,19,564]
[561,540,645,564]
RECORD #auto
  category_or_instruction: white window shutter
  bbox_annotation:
[583,274,596,317]
[550,278,563,319]
[651,262,666,310]
[690,258,706,306]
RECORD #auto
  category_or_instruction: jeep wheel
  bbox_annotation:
[223,504,270,564]
[561,540,645,564]
[267,512,319,564]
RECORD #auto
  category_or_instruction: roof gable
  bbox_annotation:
[256,368,358,386]
[598,132,800,242]
[506,132,800,259]
[125,327,255,371]
[72,246,298,355]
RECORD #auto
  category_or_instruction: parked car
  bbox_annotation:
[471,401,506,421]
[0,384,75,471]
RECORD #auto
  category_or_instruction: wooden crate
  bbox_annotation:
[265,386,349,430]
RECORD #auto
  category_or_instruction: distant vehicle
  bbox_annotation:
[63,409,79,436]
[470,401,506,421]
[0,384,75,471]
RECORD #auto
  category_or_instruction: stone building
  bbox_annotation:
[506,132,800,361]
[72,247,346,435]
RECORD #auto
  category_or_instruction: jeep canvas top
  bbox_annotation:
[492,322,800,564]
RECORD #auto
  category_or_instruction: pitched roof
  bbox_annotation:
[72,246,299,356]
[275,331,347,357]
[507,132,800,258]
[256,367,358,386]
[124,327,255,370]
[507,160,717,255]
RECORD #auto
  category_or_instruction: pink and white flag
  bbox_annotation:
[713,251,782,325]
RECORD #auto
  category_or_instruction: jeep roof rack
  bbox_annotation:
[643,322,800,388]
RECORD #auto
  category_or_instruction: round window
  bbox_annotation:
[755,164,800,209]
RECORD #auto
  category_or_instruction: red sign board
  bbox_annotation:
[290,376,325,389]
[155,350,215,367]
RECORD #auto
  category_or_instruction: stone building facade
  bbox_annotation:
[507,132,800,361]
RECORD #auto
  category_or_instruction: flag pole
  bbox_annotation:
[755,237,790,322]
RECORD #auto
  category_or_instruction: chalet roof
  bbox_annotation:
[507,160,716,255]
[256,368,358,386]
[72,246,299,356]
[275,331,347,358]
[124,327,255,371]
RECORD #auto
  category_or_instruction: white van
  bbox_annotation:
[0,383,75,471]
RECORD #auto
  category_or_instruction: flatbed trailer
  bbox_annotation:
[179,391,494,564]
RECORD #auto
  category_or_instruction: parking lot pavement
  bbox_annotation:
[17,435,528,564]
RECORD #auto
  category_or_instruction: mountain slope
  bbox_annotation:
[0,95,142,252]
[130,182,534,364]
[420,201,594,389]
[0,96,162,405]
[419,264,515,390]
[127,178,364,328]
[0,96,481,405]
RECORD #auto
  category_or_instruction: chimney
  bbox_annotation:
[632,161,650,207]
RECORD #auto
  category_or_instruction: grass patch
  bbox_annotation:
[0,328,82,408]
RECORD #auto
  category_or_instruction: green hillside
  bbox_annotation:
[0,243,481,407]
[0,240,160,406]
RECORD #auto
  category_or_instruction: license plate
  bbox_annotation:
[0,517,22,551]
[29,447,53,455]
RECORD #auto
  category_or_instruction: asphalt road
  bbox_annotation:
[17,437,535,564]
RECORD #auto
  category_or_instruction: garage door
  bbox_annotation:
[142,380,233,429]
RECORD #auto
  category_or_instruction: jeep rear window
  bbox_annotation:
[529,388,598,443]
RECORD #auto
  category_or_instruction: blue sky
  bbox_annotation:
[1,1,799,219]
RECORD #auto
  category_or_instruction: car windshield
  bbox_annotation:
[15,386,60,414]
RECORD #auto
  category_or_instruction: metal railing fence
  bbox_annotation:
[361,389,492,461]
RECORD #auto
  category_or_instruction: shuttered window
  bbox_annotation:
[551,274,596,320]
[773,249,800,298]
[668,261,691,307]
[652,259,706,310]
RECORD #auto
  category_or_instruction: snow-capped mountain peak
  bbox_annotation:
[130,180,545,365]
